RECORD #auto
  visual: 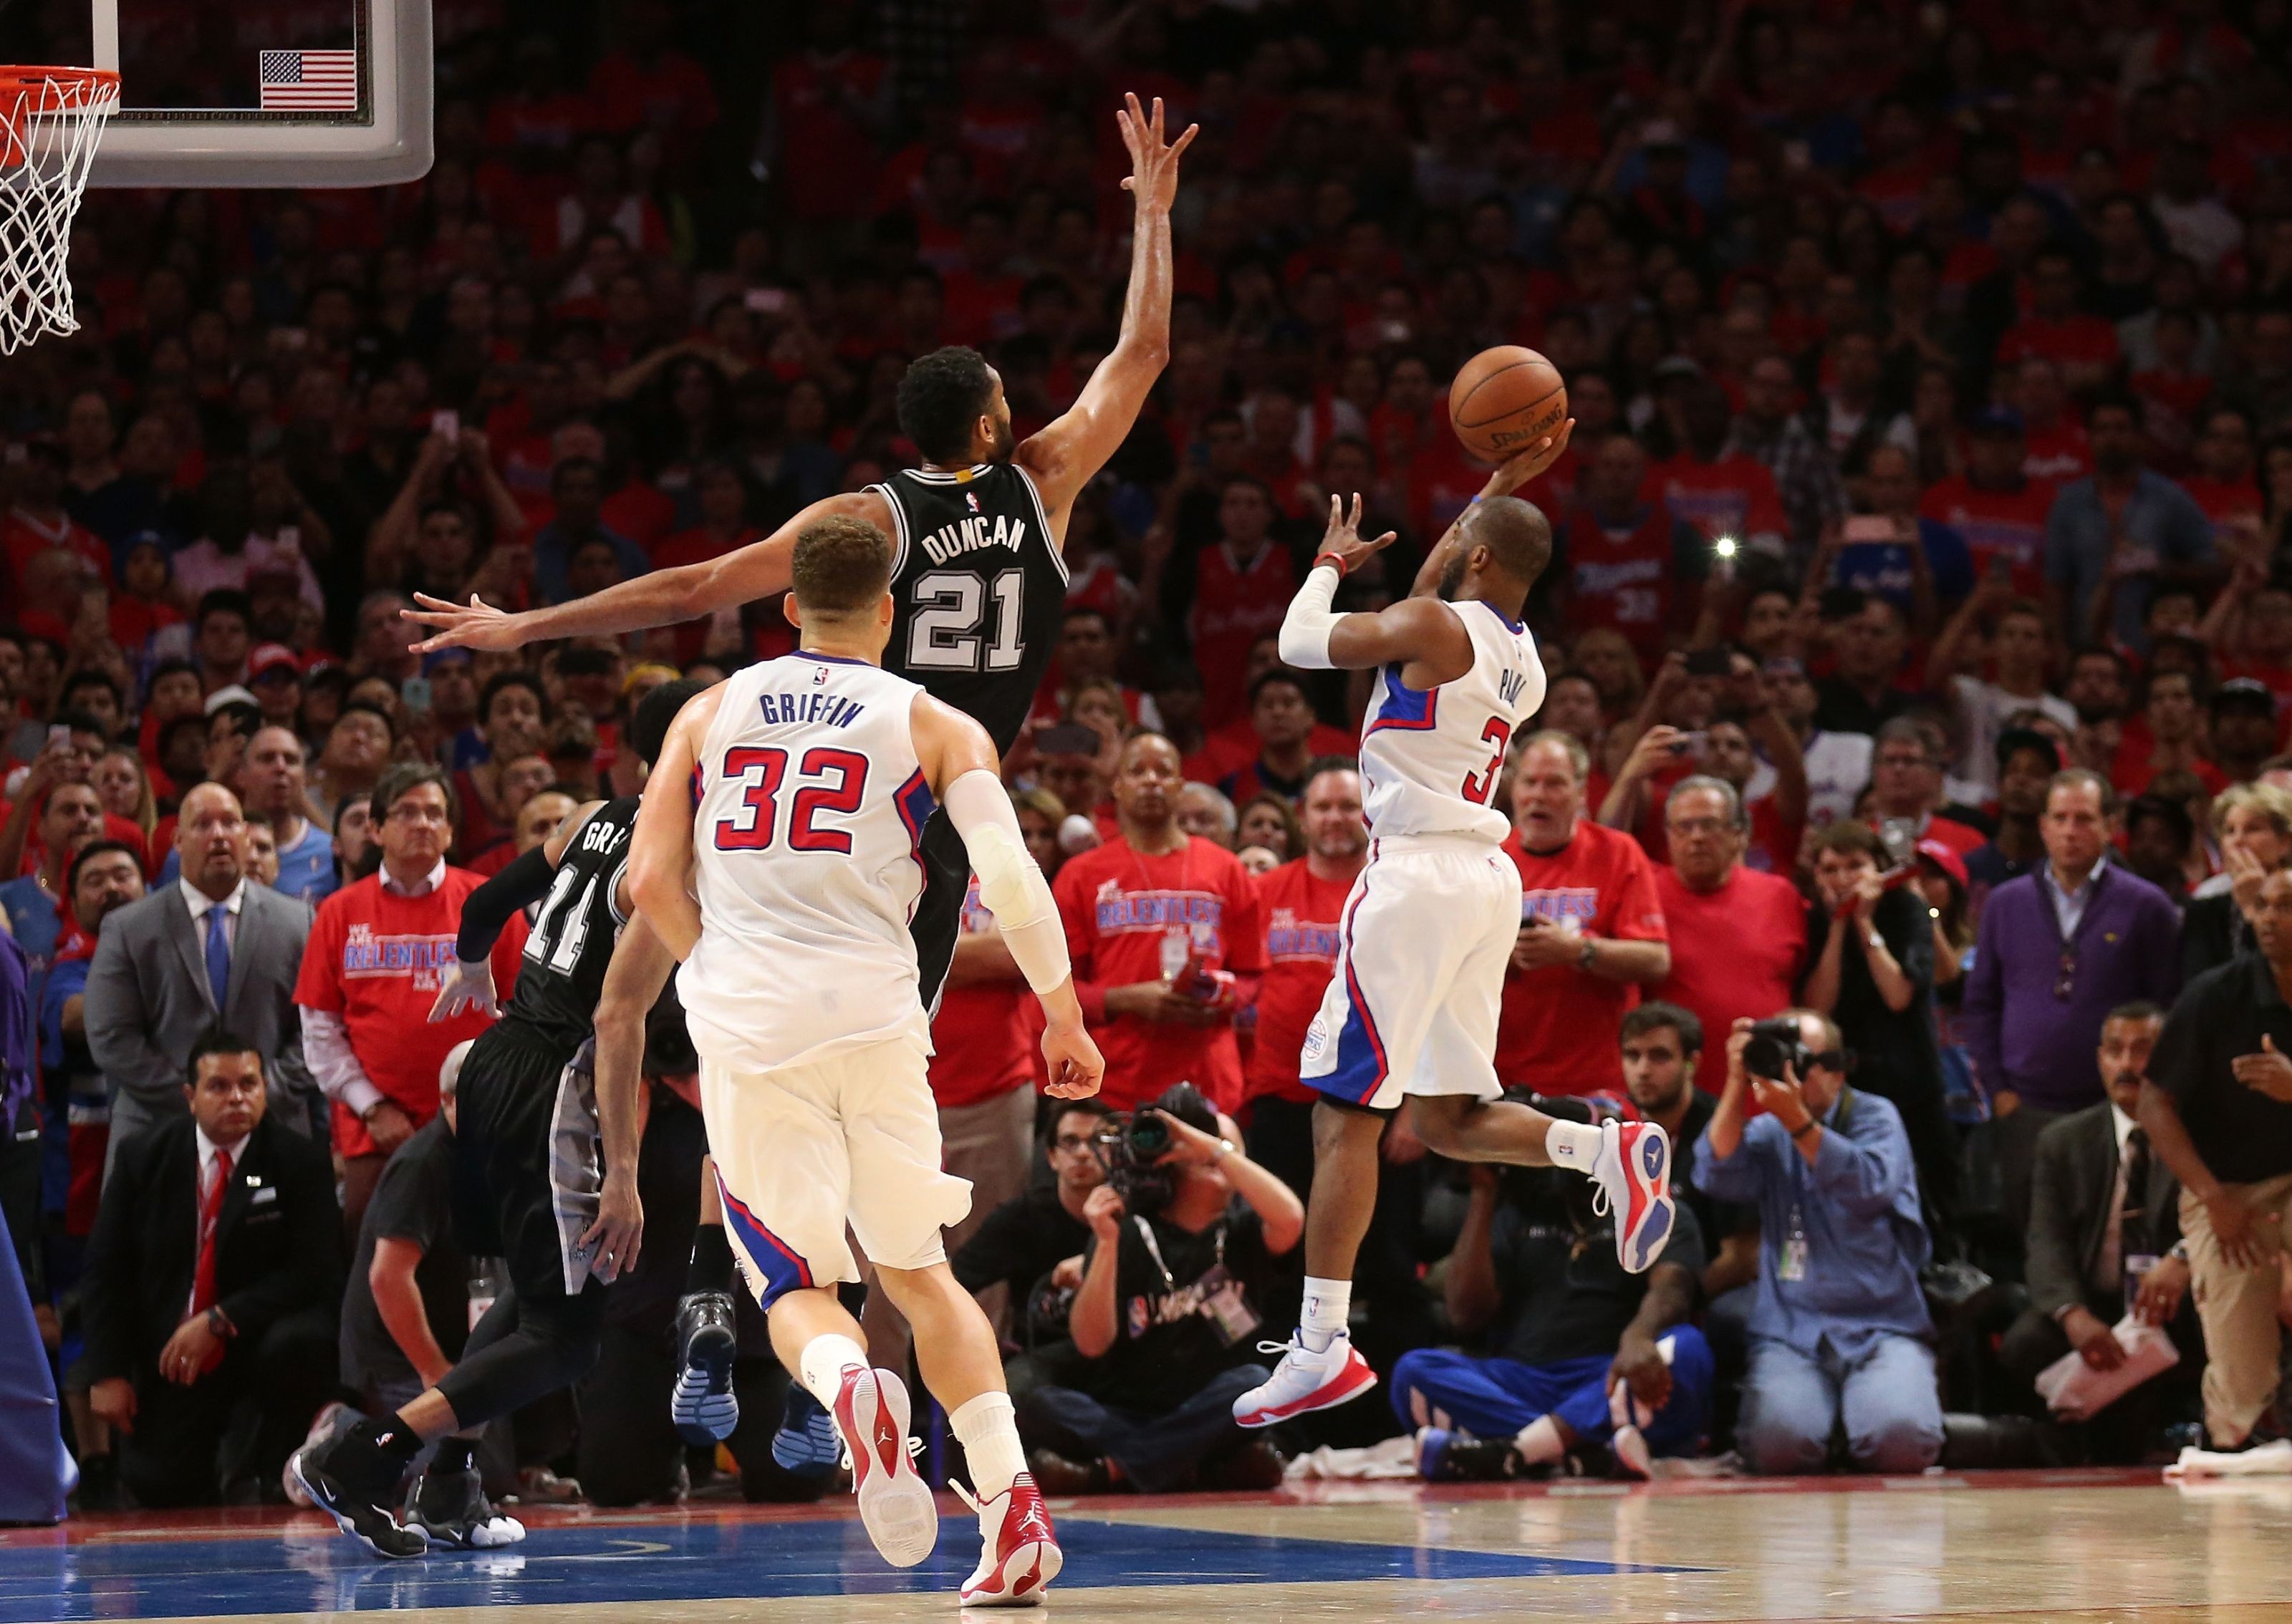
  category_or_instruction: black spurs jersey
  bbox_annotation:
[496,796,637,1056]
[866,463,1068,753]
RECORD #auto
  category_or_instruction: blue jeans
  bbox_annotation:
[1387,1325,1714,1456]
[1738,1334,1944,1474]
[1017,1363,1271,1492]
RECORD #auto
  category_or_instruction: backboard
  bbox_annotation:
[59,0,431,188]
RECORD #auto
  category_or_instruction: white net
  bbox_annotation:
[0,68,119,355]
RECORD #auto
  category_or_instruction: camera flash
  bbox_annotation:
[1713,536,1738,559]
[1929,907,1940,919]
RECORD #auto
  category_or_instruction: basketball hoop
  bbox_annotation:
[0,67,119,354]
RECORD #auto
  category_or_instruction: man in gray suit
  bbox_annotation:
[87,783,317,1165]
[2001,1001,2197,1458]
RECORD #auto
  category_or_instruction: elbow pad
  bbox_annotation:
[943,769,1071,995]
[1276,562,1342,670]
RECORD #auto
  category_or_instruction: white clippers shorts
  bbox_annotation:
[700,1027,973,1309]
[1299,835,1519,1114]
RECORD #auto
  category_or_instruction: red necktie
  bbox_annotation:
[191,1146,233,1316]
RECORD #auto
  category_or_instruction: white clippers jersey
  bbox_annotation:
[683,653,939,1071]
[1358,599,1546,843]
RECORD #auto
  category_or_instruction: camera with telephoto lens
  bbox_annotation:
[1097,1083,1216,1217]
[1742,1015,1811,1083]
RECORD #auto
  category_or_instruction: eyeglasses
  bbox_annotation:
[2054,947,2077,1002]
[1051,1134,1098,1155]
[1668,816,1730,836]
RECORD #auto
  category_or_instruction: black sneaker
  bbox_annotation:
[291,1444,430,1560]
[1414,1427,1527,1483]
[671,1290,739,1447]
[405,1464,525,1549]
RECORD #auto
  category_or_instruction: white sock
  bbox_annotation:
[796,1333,869,1409]
[1546,1118,1602,1172]
[950,1391,1026,1501]
[1513,1415,1564,1466]
[1299,1277,1353,1353]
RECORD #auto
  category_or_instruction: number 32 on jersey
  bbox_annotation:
[713,745,869,853]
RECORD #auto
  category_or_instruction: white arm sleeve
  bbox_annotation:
[941,768,1073,996]
[1276,561,1343,670]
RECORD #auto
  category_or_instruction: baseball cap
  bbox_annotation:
[1994,725,2062,771]
[1652,354,1704,383]
[203,683,259,715]
[1969,405,2026,438]
[248,643,302,683]
[422,646,474,675]
[2212,677,2278,717]
[1915,838,1969,891]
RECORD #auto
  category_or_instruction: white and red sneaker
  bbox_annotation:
[1591,1118,1675,1274]
[1231,1331,1377,1429]
[954,1472,1061,1607]
[829,1366,938,1567]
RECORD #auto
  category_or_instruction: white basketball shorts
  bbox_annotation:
[1299,835,1519,1113]
[701,1027,973,1308]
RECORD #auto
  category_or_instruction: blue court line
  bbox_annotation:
[0,1516,1703,1619]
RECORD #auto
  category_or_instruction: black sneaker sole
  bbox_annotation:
[291,1449,430,1560]
[673,1308,738,1448]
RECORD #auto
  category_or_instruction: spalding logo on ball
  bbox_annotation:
[1448,345,1569,462]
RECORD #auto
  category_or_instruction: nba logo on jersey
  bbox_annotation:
[966,491,981,513]
[812,664,828,685]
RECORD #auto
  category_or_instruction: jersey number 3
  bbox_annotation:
[1460,716,1509,806]
[714,746,869,853]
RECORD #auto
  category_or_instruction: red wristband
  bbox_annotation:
[1312,552,1349,577]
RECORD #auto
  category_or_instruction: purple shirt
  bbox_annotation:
[1961,864,2182,1112]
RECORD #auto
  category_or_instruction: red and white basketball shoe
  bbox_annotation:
[1231,1330,1378,1429]
[954,1472,1061,1607]
[829,1366,938,1567]
[1591,1118,1675,1274]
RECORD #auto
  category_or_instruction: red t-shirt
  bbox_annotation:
[3,508,111,593]
[1245,859,1353,1106]
[295,868,529,1158]
[1649,865,1809,1088]
[2023,422,2091,485]
[1055,834,1266,1113]
[1188,541,1298,728]
[1996,314,2121,375]
[1655,453,1788,549]
[928,878,1035,1110]
[1494,822,1668,1096]
[1919,475,2056,598]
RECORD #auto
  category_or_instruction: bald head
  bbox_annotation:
[176,782,249,899]
[1458,495,1552,590]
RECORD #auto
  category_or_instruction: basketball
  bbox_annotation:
[1447,345,1568,463]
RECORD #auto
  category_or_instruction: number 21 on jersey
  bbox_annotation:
[713,745,869,853]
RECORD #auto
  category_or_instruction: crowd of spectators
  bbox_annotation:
[5,0,2292,1512]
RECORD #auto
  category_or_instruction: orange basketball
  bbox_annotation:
[1447,345,1568,463]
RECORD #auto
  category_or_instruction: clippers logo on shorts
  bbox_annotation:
[1300,1017,1329,1062]
[1521,887,1600,925]
[339,924,457,990]
[1092,879,1224,952]
[1266,907,1339,964]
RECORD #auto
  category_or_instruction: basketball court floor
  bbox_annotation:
[7,1467,2290,1623]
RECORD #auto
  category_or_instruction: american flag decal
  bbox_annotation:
[258,49,358,111]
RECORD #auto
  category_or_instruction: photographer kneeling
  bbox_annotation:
[1693,1011,1945,1476]
[1017,1084,1304,1493]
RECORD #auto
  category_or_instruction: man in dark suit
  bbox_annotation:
[87,784,316,1164]
[2001,1002,2197,1458]
[82,1030,342,1507]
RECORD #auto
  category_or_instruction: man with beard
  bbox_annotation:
[1966,729,2061,922]
[2043,394,2215,654]
[1616,1004,1758,1301]
[403,100,1201,1443]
